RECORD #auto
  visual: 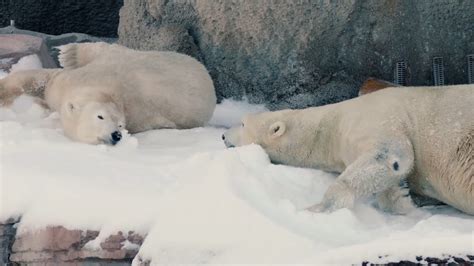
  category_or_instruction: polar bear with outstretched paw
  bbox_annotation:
[223,85,474,215]
[0,42,216,144]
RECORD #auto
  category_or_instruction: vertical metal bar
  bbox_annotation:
[468,54,474,84]
[432,57,445,86]
[394,61,407,86]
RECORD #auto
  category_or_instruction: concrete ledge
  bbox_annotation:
[9,225,144,265]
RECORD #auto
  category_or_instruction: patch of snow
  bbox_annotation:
[0,53,43,79]
[9,54,43,73]
[0,58,14,65]
[122,240,141,251]
[0,70,7,79]
[0,95,50,123]
[83,234,103,251]
[0,61,472,264]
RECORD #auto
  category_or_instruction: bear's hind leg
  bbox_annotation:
[0,69,59,106]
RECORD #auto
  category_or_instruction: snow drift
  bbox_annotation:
[0,58,472,265]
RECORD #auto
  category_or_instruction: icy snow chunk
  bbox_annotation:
[208,98,268,127]
[10,54,43,73]
[0,69,7,79]
[0,95,49,122]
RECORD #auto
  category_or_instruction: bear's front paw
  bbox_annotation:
[377,185,417,214]
[306,186,356,213]
[306,198,355,213]
[305,203,327,213]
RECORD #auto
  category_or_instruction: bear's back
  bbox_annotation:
[55,42,216,129]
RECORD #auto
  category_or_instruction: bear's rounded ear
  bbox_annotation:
[268,121,286,138]
[64,102,78,116]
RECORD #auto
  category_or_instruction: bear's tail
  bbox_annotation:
[58,42,110,69]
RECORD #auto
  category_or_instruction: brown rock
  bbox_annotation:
[359,77,401,96]
[9,250,54,263]
[12,226,82,252]
[127,231,145,246]
[10,248,136,263]
[100,231,126,250]
[62,249,129,261]
[9,225,145,264]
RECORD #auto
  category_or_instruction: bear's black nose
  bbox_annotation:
[222,134,225,140]
[111,131,122,143]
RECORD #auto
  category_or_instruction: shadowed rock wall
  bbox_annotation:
[0,0,123,37]
[118,0,474,109]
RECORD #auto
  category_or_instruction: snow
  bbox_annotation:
[1,57,473,264]
[9,54,43,73]
[0,70,7,79]
[208,98,268,127]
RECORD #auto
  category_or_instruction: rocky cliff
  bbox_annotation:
[118,0,474,109]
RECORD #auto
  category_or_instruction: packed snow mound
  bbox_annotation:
[9,54,43,73]
[0,54,43,79]
[0,61,473,264]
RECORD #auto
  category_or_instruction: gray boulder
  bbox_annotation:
[118,0,474,109]
[0,34,57,71]
[0,26,117,68]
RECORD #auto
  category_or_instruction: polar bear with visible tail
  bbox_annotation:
[223,85,474,215]
[0,42,216,144]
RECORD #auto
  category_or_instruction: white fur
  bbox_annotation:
[0,43,217,144]
[223,85,474,215]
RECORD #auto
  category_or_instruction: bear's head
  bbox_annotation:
[222,110,299,164]
[60,94,126,145]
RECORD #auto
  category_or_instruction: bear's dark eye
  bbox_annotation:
[393,161,399,171]
[98,115,104,120]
